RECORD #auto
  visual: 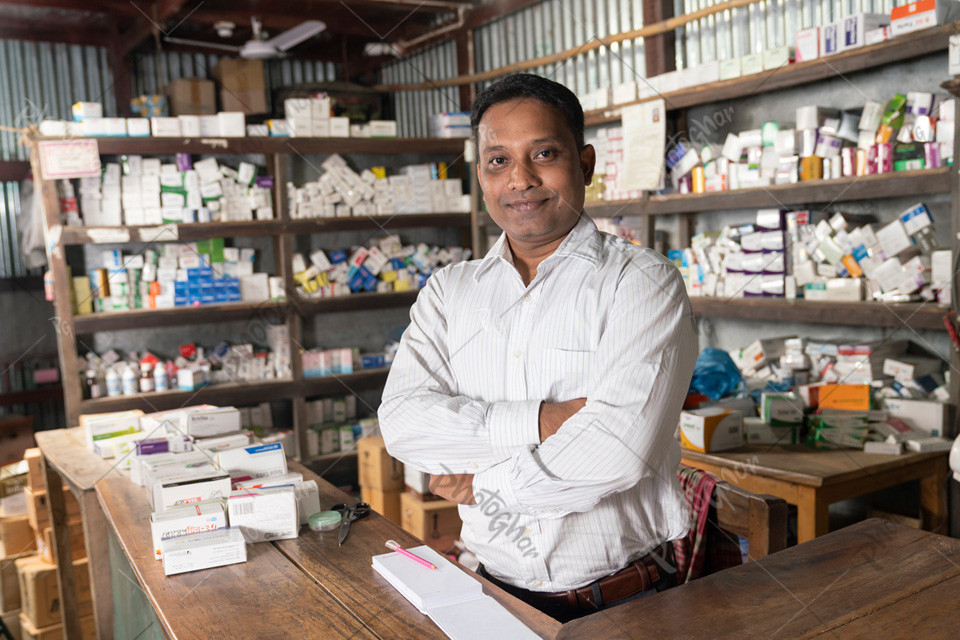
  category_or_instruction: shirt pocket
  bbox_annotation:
[539,347,595,402]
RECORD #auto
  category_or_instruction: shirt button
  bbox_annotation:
[470,462,478,471]
[523,528,532,536]
[533,579,543,588]
[513,350,522,358]
[522,294,531,303]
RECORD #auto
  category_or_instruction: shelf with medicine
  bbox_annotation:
[28,130,478,467]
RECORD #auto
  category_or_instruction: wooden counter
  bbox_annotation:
[97,460,960,639]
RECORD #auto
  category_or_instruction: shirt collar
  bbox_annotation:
[473,213,602,282]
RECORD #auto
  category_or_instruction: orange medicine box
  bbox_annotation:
[357,436,404,492]
[818,384,871,411]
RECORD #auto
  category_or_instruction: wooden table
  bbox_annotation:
[681,445,949,543]
[35,427,123,640]
[560,518,960,639]
[97,460,560,640]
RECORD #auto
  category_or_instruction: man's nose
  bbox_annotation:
[508,158,542,191]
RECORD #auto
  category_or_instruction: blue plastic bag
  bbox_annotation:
[689,348,743,401]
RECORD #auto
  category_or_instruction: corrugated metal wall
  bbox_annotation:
[0,39,115,161]
[0,39,114,278]
[676,0,897,68]
[131,51,338,97]
[379,40,460,138]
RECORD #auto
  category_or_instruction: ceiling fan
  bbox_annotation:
[164,17,326,59]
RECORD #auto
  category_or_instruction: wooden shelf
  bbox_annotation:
[60,214,471,245]
[67,136,466,156]
[60,220,283,245]
[295,291,418,315]
[74,301,288,332]
[285,213,471,234]
[78,379,294,414]
[0,387,63,407]
[299,367,391,397]
[584,21,958,126]
[586,168,951,217]
[303,450,358,463]
[691,298,948,332]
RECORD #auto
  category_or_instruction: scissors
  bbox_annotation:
[331,502,371,546]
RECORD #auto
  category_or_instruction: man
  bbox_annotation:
[379,73,697,622]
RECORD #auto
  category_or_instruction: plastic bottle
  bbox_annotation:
[154,361,169,392]
[139,362,155,393]
[121,364,138,395]
[105,367,122,397]
[166,360,179,390]
[84,369,102,399]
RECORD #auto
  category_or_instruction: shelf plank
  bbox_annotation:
[585,168,951,217]
[60,220,284,245]
[73,300,288,332]
[285,213,472,234]
[72,137,467,156]
[584,21,958,126]
[78,379,294,414]
[299,368,391,397]
[690,298,948,331]
[0,386,63,407]
[295,291,419,316]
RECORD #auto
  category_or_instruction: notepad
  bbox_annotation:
[372,545,539,640]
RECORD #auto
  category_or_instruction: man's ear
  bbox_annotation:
[580,144,596,184]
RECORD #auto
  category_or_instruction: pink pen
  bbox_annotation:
[386,539,437,570]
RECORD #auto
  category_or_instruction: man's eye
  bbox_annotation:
[537,149,556,159]
[489,157,506,166]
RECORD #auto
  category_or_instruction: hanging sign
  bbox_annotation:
[38,139,101,179]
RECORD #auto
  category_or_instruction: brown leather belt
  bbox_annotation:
[544,542,674,610]
[481,542,676,619]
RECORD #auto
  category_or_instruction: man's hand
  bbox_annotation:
[429,473,477,505]
[539,398,587,443]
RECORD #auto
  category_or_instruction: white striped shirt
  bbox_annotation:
[379,213,697,591]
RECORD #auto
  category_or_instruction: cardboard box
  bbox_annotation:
[166,78,216,116]
[19,613,95,640]
[212,59,268,114]
[16,556,91,628]
[1,609,19,639]
[154,472,231,511]
[150,501,227,560]
[162,527,246,576]
[1,551,32,613]
[818,385,871,411]
[227,486,299,542]
[217,442,287,480]
[40,522,85,565]
[357,437,404,491]
[400,492,461,552]
[361,487,401,525]
[883,398,951,436]
[25,488,79,534]
[679,408,743,453]
[0,517,36,557]
[22,450,42,493]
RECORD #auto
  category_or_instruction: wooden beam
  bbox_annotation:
[0,0,135,12]
[108,20,132,117]
[455,29,474,110]
[643,0,676,77]
[0,20,110,47]
[120,0,191,55]
[0,161,30,182]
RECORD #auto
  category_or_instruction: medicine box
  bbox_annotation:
[153,472,232,511]
[182,406,241,438]
[761,393,804,426]
[883,398,951,436]
[79,409,142,449]
[162,527,247,576]
[679,408,743,453]
[150,501,227,559]
[818,385,871,411]
[217,442,288,480]
[227,486,299,542]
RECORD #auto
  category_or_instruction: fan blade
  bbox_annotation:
[265,20,325,52]
[164,36,243,53]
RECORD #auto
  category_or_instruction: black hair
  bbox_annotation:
[470,73,585,150]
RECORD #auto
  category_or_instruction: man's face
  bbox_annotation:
[476,97,595,249]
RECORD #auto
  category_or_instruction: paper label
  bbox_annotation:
[39,139,101,179]
[86,228,131,244]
